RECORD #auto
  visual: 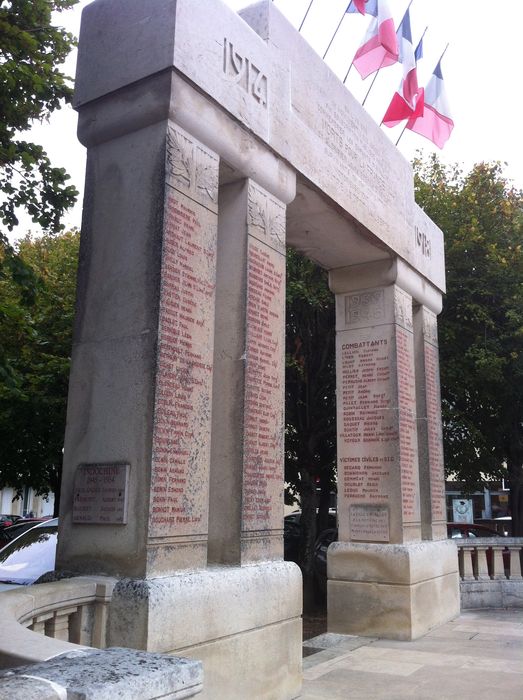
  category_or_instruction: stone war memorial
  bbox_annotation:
[55,0,459,697]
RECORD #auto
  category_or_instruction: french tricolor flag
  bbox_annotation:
[352,0,399,80]
[382,16,423,127]
[406,59,454,149]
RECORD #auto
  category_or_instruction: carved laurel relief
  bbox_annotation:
[422,310,439,346]
[394,288,413,331]
[247,182,285,252]
[165,124,219,210]
[345,289,385,326]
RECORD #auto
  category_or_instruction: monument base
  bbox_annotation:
[327,540,460,641]
[107,561,302,699]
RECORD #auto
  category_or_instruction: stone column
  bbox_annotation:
[330,266,421,546]
[208,179,286,565]
[327,260,459,641]
[413,304,447,540]
[54,3,304,698]
[57,119,219,578]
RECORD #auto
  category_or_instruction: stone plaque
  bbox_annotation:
[73,463,129,524]
[349,504,389,542]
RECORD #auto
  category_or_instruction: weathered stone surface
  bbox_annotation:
[108,563,302,700]
[461,580,523,609]
[327,541,460,640]
[183,618,302,700]
[108,562,302,652]
[328,540,459,585]
[0,647,203,700]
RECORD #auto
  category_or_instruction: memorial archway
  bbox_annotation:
[57,2,459,698]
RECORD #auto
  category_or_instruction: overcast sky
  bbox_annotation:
[12,0,523,240]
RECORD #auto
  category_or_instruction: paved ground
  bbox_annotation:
[300,609,523,699]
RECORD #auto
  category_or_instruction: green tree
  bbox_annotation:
[285,248,336,608]
[0,0,79,256]
[0,230,80,513]
[414,155,523,535]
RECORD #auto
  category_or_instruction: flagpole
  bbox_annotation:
[395,42,449,148]
[343,63,353,84]
[323,2,353,60]
[299,0,315,32]
[416,25,429,50]
[438,42,450,64]
[395,123,408,146]
[361,60,384,106]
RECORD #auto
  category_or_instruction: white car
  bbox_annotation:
[0,518,58,592]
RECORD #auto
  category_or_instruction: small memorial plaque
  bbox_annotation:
[73,463,129,524]
[349,504,389,542]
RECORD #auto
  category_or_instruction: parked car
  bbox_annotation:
[0,518,48,547]
[447,522,504,538]
[0,514,21,529]
[0,519,58,591]
[284,510,337,566]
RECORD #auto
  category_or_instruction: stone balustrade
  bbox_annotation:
[455,537,523,609]
[0,576,203,698]
[0,576,117,669]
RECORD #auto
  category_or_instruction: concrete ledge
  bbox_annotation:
[461,579,523,609]
[328,539,458,585]
[0,647,203,699]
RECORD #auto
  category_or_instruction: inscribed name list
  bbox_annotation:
[243,238,285,532]
[424,342,445,521]
[338,328,394,542]
[149,188,216,538]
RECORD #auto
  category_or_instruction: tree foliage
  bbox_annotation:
[0,0,79,242]
[285,248,336,607]
[0,230,79,510]
[414,155,523,535]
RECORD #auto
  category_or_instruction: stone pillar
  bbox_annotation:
[332,275,421,545]
[327,260,459,641]
[56,15,301,693]
[208,179,286,565]
[57,119,219,578]
[413,304,447,541]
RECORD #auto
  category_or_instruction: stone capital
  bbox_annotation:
[329,258,443,314]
